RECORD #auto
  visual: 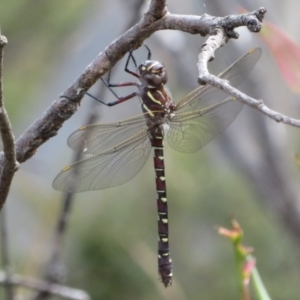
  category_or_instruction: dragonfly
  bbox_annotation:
[53,47,261,287]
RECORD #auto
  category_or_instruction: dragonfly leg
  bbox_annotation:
[143,44,151,60]
[86,45,154,106]
[85,48,143,106]
[124,50,140,78]
[85,91,139,107]
[124,44,152,77]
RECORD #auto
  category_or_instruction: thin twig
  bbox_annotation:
[198,67,300,128]
[0,35,17,211]
[0,272,90,300]
[0,34,16,299]
[30,192,74,300]
[197,27,229,72]
[0,209,14,300]
[196,22,300,128]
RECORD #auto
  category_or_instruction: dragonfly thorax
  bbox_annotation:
[137,60,175,120]
[138,60,168,88]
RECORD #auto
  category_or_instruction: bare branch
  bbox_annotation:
[0,209,15,300]
[197,72,300,128]
[0,35,18,210]
[0,7,265,169]
[220,7,265,37]
[0,272,90,300]
[147,0,167,20]
[194,7,300,129]
[30,193,74,300]
[197,27,227,73]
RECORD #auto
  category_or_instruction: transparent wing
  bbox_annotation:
[53,129,151,192]
[168,97,242,152]
[176,48,262,112]
[67,113,151,155]
[167,48,261,153]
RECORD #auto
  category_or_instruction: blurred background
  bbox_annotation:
[1,0,300,299]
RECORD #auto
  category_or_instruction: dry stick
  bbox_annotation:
[0,7,266,172]
[0,34,17,300]
[0,35,84,300]
[29,193,74,300]
[0,35,17,211]
[197,28,300,128]
[201,73,300,127]
[0,209,14,300]
[0,273,89,300]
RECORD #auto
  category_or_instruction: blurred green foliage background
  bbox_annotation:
[1,0,300,299]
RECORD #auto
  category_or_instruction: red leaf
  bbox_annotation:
[239,6,300,94]
[260,21,300,94]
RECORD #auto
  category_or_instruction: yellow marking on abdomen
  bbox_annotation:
[142,103,154,117]
[158,212,167,215]
[147,91,162,105]
[156,90,164,99]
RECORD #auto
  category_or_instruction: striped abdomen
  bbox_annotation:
[139,65,174,286]
[151,126,172,287]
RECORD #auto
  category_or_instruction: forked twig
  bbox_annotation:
[0,272,90,300]
[197,25,300,128]
[0,5,266,170]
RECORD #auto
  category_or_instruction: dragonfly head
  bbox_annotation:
[138,60,168,87]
